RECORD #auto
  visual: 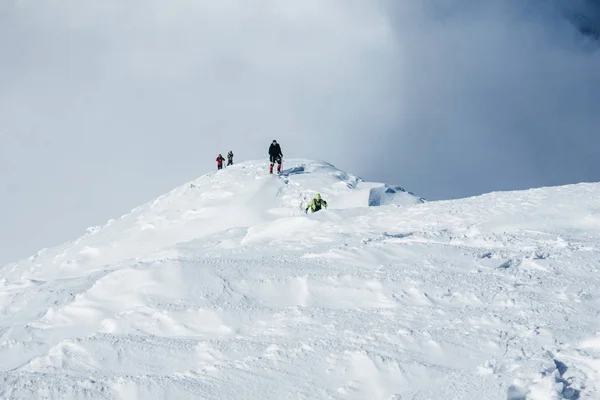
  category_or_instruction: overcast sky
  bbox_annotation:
[1,0,599,265]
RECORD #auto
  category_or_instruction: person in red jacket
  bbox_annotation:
[216,154,225,170]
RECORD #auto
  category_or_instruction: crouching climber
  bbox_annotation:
[305,193,328,214]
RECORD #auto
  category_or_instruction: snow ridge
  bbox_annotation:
[1,159,600,399]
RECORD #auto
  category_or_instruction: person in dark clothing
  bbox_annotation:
[268,140,283,174]
[216,154,225,170]
[227,151,234,166]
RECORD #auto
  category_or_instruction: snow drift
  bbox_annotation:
[368,184,425,207]
[1,159,600,400]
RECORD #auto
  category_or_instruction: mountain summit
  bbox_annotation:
[1,160,424,281]
[1,160,599,399]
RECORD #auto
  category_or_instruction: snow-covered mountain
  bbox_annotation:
[1,159,599,399]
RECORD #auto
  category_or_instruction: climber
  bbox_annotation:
[216,154,225,170]
[305,193,328,214]
[227,151,234,166]
[268,139,283,174]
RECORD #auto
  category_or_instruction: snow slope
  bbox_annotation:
[1,159,600,399]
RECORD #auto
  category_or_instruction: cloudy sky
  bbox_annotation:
[1,0,599,265]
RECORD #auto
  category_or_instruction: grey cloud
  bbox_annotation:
[366,0,600,200]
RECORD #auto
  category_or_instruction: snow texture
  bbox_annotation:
[1,159,599,400]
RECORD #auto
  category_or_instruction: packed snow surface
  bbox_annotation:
[1,159,599,399]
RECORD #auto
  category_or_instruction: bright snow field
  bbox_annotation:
[1,160,599,399]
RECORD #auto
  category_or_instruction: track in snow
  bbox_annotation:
[1,160,599,399]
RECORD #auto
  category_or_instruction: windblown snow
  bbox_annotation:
[1,159,599,400]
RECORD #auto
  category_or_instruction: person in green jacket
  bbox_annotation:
[305,193,328,214]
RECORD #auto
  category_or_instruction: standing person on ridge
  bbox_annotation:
[216,154,225,170]
[227,151,234,166]
[268,139,283,174]
[305,193,328,214]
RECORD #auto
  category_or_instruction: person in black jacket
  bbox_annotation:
[268,140,283,174]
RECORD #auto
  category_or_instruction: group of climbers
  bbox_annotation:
[215,140,328,213]
[266,139,327,212]
[216,151,234,170]
[216,140,282,173]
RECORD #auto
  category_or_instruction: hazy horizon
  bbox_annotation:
[1,0,599,265]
